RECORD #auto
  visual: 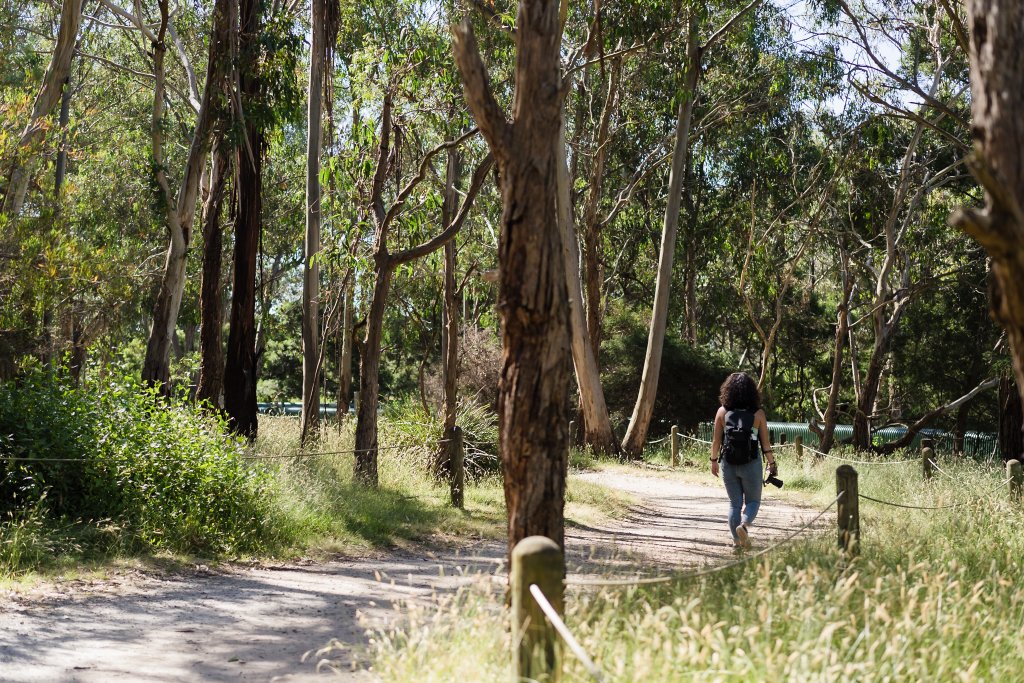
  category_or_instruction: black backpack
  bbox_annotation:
[722,409,758,465]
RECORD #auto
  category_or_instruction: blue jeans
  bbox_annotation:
[722,456,763,540]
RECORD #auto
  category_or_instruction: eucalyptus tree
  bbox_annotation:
[1,0,84,221]
[299,0,341,444]
[952,1,1024,425]
[621,0,767,456]
[453,0,574,551]
[141,0,231,392]
[344,3,494,486]
[224,1,302,437]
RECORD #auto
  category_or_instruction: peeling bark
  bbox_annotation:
[452,2,571,552]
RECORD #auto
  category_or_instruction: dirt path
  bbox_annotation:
[0,471,818,682]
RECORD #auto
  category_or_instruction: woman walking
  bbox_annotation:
[710,372,777,548]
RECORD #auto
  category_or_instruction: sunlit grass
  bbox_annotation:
[254,415,633,558]
[368,448,1024,681]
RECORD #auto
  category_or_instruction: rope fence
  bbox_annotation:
[0,440,453,463]
[530,584,606,683]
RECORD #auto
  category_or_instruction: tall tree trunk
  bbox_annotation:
[300,0,327,445]
[337,279,354,412]
[953,1,1024,434]
[453,0,571,553]
[557,114,617,455]
[620,12,700,456]
[580,58,622,362]
[224,0,263,438]
[998,376,1024,462]
[195,142,229,407]
[353,263,391,485]
[818,263,853,453]
[2,0,84,220]
[142,0,230,391]
[434,148,463,480]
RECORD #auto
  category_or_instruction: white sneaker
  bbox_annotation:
[736,523,750,548]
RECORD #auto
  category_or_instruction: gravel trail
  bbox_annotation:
[0,470,818,682]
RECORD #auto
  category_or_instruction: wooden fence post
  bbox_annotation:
[836,465,859,556]
[450,425,464,509]
[511,536,563,682]
[1008,459,1023,503]
[922,439,935,480]
[670,425,679,467]
[795,435,803,463]
[568,420,576,445]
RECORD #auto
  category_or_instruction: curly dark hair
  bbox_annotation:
[719,372,761,411]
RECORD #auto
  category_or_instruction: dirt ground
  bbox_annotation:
[0,470,819,682]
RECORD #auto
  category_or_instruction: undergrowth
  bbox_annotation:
[1,372,627,578]
[368,447,1024,681]
[1,368,273,572]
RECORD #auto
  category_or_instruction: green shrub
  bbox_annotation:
[600,307,733,436]
[0,368,274,566]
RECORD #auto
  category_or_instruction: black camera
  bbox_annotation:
[764,473,784,488]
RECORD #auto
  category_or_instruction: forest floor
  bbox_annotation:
[0,468,819,682]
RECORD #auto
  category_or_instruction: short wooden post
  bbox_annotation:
[1008,459,1023,502]
[568,420,576,443]
[780,433,787,445]
[670,425,679,467]
[450,426,464,509]
[922,439,935,480]
[354,391,361,413]
[770,430,776,445]
[836,465,859,556]
[795,435,803,463]
[511,536,563,682]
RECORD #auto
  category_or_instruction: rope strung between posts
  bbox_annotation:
[564,491,845,588]
[857,476,1014,510]
[529,584,606,683]
[0,440,452,463]
[242,441,451,459]
[780,442,917,465]
[677,433,712,445]
[857,493,956,510]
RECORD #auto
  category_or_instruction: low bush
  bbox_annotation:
[0,368,274,572]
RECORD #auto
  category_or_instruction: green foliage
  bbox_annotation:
[0,368,274,570]
[600,306,733,435]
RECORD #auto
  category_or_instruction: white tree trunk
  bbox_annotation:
[620,13,699,456]
[556,115,617,454]
[2,0,84,219]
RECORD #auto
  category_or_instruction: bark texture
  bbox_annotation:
[195,143,229,407]
[141,0,231,391]
[452,0,572,553]
[952,1,1024,436]
[223,0,264,438]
